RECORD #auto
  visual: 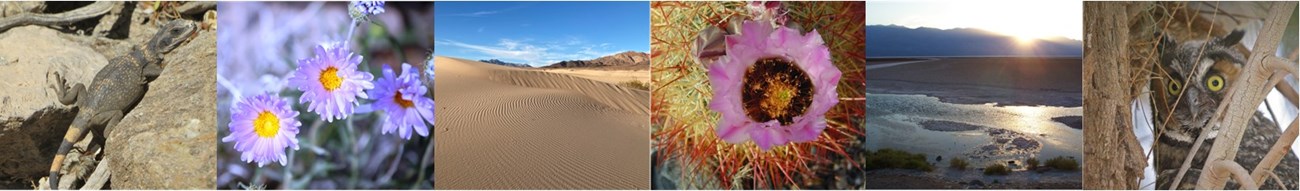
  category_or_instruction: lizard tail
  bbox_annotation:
[49,118,89,189]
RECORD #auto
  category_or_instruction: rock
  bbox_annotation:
[935,155,942,162]
[105,28,216,189]
[0,26,106,118]
[968,179,985,188]
[0,26,106,188]
[920,120,983,132]
[0,2,44,16]
[985,128,1007,135]
[1010,137,1040,150]
[1051,116,1083,130]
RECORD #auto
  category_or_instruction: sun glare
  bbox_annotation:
[1005,106,1051,135]
[914,1,1082,41]
[1012,35,1037,46]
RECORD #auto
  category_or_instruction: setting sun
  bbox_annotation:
[1013,35,1038,46]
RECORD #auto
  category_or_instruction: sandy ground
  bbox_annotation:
[541,69,650,85]
[865,57,1083,107]
[432,56,650,189]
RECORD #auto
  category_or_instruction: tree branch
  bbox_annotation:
[1194,2,1296,189]
[1251,118,1298,187]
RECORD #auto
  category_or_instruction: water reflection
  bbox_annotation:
[865,93,1083,168]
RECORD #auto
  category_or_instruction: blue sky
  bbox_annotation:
[867,0,1082,40]
[434,1,649,66]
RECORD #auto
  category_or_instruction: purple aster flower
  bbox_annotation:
[349,1,386,23]
[423,56,435,86]
[367,63,435,140]
[708,20,840,151]
[352,1,386,16]
[287,42,375,122]
[222,93,302,167]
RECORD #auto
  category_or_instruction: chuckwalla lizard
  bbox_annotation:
[46,20,196,188]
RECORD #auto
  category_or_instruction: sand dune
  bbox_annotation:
[541,69,650,85]
[433,56,650,189]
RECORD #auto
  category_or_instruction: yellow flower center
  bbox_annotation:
[394,90,415,108]
[767,83,798,112]
[319,67,342,91]
[253,111,280,138]
[741,57,814,125]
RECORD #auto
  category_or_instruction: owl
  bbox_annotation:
[1151,30,1299,189]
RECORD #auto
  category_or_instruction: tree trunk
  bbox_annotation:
[1082,2,1148,189]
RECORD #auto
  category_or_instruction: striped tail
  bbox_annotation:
[49,118,89,189]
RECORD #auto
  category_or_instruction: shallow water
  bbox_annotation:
[865,93,1083,169]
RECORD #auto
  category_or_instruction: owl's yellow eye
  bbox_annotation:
[1168,80,1182,95]
[1206,75,1225,91]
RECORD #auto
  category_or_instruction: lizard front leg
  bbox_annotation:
[89,110,123,147]
[143,62,163,82]
[50,71,86,106]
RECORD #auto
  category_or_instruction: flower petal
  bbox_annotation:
[749,121,787,151]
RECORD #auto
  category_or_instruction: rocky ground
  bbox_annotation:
[0,2,214,189]
[1051,116,1083,130]
[920,120,983,132]
[865,168,1081,189]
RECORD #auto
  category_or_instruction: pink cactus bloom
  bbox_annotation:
[708,20,840,151]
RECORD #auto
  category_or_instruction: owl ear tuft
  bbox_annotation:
[1218,30,1244,46]
[1156,31,1176,54]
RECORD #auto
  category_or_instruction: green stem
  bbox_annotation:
[250,165,263,189]
[346,118,360,189]
[345,20,358,47]
[282,144,295,189]
[414,136,434,189]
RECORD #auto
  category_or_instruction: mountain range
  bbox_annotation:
[542,51,649,69]
[866,25,1083,57]
[479,59,533,68]
[480,51,650,70]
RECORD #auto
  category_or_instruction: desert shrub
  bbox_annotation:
[983,164,1010,175]
[864,149,934,172]
[618,80,651,90]
[949,157,970,170]
[1045,156,1080,171]
[1026,157,1039,170]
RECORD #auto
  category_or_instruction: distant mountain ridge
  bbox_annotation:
[542,51,649,69]
[479,59,533,68]
[866,25,1083,57]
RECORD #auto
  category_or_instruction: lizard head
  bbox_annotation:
[146,20,198,55]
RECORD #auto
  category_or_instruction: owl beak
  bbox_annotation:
[1186,90,1199,118]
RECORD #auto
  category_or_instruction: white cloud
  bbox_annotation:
[445,3,532,17]
[437,38,621,67]
[451,11,500,17]
[563,36,585,46]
